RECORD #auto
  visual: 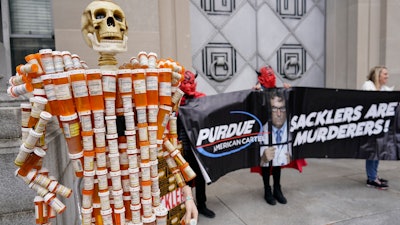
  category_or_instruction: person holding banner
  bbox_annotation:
[259,89,290,205]
[362,65,392,189]
[178,70,216,218]
[253,66,307,205]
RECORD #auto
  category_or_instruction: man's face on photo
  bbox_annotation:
[271,96,286,129]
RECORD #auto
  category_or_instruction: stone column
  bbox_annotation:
[158,0,192,69]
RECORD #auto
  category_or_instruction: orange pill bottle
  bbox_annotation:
[123,195,132,221]
[132,69,147,107]
[158,68,172,106]
[27,96,48,128]
[61,51,75,71]
[39,49,56,74]
[18,147,46,177]
[7,83,34,98]
[146,69,159,105]
[70,69,91,113]
[52,72,76,116]
[20,103,32,128]
[43,192,66,214]
[117,69,132,95]
[147,52,158,69]
[138,51,149,68]
[71,54,84,69]
[68,151,84,178]
[59,113,83,155]
[25,53,44,76]
[154,206,168,225]
[17,63,38,75]
[81,207,92,225]
[156,105,172,140]
[14,143,34,167]
[86,69,105,111]
[52,51,65,73]
[41,74,61,116]
[130,57,140,69]
[8,73,28,86]
[34,196,48,224]
[114,207,126,225]
[102,70,117,99]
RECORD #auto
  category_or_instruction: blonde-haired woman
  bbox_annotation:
[362,66,392,91]
[362,65,392,189]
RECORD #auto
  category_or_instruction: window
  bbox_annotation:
[9,0,54,73]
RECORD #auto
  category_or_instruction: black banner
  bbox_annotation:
[178,87,400,183]
[290,87,400,160]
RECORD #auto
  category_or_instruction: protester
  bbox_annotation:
[362,65,392,189]
[253,65,306,205]
[178,70,216,218]
[261,89,290,205]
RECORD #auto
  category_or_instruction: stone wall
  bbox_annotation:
[0,93,80,225]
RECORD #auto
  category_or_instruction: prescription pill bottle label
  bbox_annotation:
[146,76,158,91]
[88,80,103,96]
[53,59,64,73]
[102,214,113,225]
[119,77,132,93]
[41,59,55,74]
[62,123,71,138]
[93,113,105,128]
[147,107,158,123]
[129,172,139,187]
[131,189,140,205]
[161,114,170,127]
[125,116,135,131]
[133,79,146,94]
[72,80,89,98]
[159,82,171,97]
[69,122,81,138]
[96,154,106,168]
[63,122,80,138]
[120,152,129,165]
[57,185,72,198]
[98,176,108,190]
[102,76,116,93]
[80,115,92,131]
[72,159,83,173]
[148,57,157,69]
[44,84,57,101]
[21,114,31,128]
[62,55,74,69]
[107,139,118,154]
[105,100,115,113]
[34,205,40,220]
[55,84,72,100]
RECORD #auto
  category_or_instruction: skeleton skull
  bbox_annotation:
[81,0,128,53]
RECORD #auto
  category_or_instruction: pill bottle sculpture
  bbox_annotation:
[10,0,197,224]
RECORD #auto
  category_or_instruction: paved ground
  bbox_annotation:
[194,158,400,225]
